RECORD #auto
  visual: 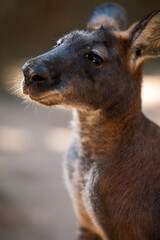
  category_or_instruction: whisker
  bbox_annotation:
[21,97,30,105]
[24,101,32,112]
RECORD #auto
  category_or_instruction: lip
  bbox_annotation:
[28,91,62,107]
[21,80,53,101]
[21,78,62,105]
[29,93,54,101]
[21,79,29,95]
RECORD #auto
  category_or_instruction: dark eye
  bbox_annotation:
[86,53,103,65]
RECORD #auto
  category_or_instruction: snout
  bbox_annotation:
[22,60,49,95]
[21,55,63,106]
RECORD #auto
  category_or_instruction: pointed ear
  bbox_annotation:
[87,3,127,31]
[129,9,160,64]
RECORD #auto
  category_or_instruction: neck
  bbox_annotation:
[73,103,142,160]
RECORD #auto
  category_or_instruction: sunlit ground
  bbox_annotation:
[142,75,160,108]
[0,66,160,239]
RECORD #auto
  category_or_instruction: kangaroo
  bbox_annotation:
[21,3,160,240]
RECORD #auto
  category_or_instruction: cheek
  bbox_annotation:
[61,77,99,109]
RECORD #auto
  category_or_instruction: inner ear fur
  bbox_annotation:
[129,10,160,61]
[87,3,127,31]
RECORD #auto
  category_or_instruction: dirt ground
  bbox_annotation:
[0,75,160,240]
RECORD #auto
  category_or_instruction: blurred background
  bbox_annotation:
[0,0,160,239]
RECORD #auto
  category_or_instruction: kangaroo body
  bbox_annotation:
[65,112,160,240]
[22,3,160,240]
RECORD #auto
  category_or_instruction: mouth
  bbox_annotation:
[21,79,62,106]
[30,92,63,106]
[29,94,54,101]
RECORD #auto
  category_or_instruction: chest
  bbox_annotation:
[63,148,160,240]
[63,153,106,238]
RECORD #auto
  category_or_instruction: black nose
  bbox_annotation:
[22,61,48,84]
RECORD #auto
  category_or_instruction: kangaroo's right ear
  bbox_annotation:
[87,3,127,31]
[129,9,160,64]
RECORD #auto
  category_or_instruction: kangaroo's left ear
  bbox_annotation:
[87,3,127,31]
[129,9,160,64]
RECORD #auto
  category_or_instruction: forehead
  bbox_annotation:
[58,28,116,48]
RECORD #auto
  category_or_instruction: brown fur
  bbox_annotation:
[21,3,160,240]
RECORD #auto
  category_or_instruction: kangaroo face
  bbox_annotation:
[22,28,133,111]
[22,4,160,114]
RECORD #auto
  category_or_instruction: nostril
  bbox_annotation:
[32,74,46,82]
[22,62,48,84]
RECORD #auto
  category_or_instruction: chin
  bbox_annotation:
[30,94,62,107]
[32,98,61,107]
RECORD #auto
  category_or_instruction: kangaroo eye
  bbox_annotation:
[86,53,103,65]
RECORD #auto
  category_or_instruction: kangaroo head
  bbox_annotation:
[22,3,160,115]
